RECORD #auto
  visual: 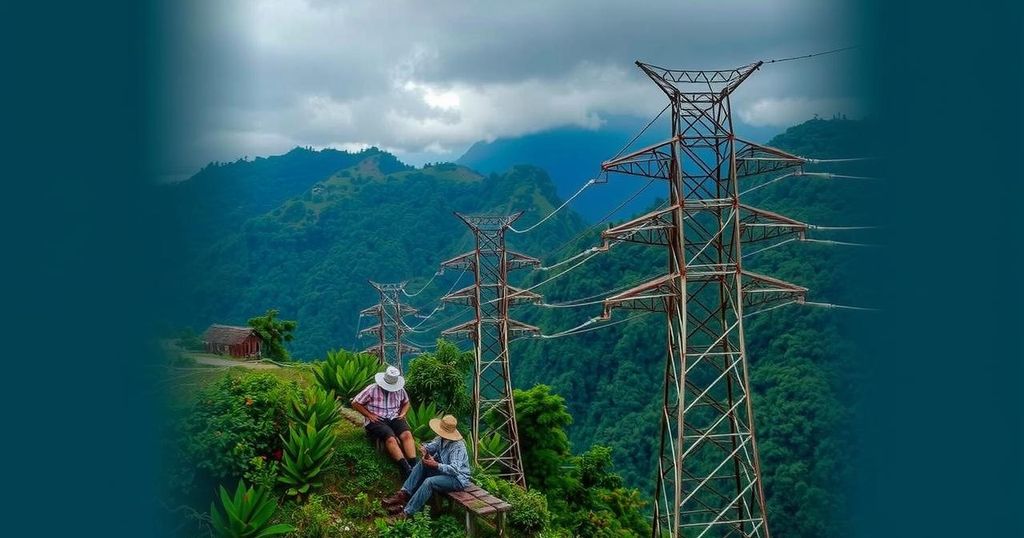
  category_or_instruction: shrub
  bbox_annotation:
[404,402,440,443]
[342,492,384,520]
[478,432,510,461]
[289,494,337,538]
[175,372,297,494]
[178,327,205,351]
[313,349,380,402]
[289,386,341,430]
[210,480,295,538]
[279,416,336,500]
[329,434,389,491]
[242,456,280,492]
[374,512,433,538]
[429,515,464,538]
[404,340,472,414]
[478,475,551,537]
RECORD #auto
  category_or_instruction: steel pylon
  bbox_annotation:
[439,212,541,487]
[359,281,420,371]
[599,61,811,537]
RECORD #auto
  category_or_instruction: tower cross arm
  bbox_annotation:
[600,273,679,319]
[741,270,808,309]
[735,138,808,178]
[635,60,762,101]
[600,205,677,248]
[738,204,809,243]
[440,251,476,271]
[506,251,541,271]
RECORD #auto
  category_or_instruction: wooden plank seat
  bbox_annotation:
[441,483,510,537]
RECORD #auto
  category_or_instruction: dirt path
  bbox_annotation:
[191,354,279,369]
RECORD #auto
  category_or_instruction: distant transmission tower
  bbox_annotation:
[439,212,541,487]
[598,61,810,537]
[359,281,420,370]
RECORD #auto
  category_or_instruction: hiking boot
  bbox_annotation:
[386,503,407,516]
[382,490,409,507]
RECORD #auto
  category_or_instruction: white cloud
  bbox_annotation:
[738,97,865,127]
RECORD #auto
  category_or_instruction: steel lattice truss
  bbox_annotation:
[598,60,810,538]
[439,213,540,487]
[359,281,420,371]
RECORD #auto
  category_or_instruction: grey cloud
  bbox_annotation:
[158,0,864,178]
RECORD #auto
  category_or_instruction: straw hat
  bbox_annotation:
[374,366,405,392]
[429,414,464,441]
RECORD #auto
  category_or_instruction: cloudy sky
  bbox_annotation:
[157,0,863,180]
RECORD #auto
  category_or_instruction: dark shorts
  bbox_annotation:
[365,417,411,441]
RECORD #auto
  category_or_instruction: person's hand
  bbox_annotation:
[367,412,382,423]
[419,445,428,457]
[423,455,439,469]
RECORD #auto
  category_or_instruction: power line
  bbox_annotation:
[739,169,879,197]
[510,179,596,234]
[402,270,443,297]
[534,311,654,340]
[506,103,668,239]
[764,45,857,64]
[405,267,470,328]
[610,103,670,160]
[804,301,878,312]
[800,238,879,248]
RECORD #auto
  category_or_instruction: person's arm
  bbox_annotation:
[422,437,440,456]
[350,401,381,422]
[350,386,381,422]
[397,399,410,419]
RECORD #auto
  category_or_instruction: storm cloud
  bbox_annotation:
[157,0,863,180]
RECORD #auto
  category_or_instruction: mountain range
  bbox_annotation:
[456,115,787,221]
[161,118,879,537]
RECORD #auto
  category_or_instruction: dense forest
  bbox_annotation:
[164,118,880,536]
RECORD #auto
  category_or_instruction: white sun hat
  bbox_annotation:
[374,365,405,392]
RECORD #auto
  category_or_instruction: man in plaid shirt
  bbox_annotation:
[351,365,417,478]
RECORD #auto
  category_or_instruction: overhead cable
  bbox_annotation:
[510,179,597,234]
[763,46,857,64]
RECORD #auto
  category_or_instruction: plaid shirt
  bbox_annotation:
[352,384,409,425]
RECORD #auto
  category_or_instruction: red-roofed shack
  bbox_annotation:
[202,324,262,358]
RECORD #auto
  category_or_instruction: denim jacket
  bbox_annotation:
[424,437,471,488]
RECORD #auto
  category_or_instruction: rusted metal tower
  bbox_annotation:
[598,61,810,537]
[359,281,420,371]
[439,213,541,487]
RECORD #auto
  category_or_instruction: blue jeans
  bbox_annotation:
[401,461,463,515]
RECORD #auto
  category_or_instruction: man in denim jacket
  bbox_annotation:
[382,414,470,517]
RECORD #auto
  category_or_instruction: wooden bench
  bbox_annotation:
[442,484,511,537]
[340,407,511,536]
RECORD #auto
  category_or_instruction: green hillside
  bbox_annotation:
[165,157,586,359]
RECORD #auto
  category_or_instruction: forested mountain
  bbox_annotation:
[166,147,410,244]
[456,116,784,221]
[163,153,586,359]
[165,118,878,537]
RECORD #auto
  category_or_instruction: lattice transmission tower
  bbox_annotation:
[359,281,420,371]
[439,212,541,487]
[598,61,813,537]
